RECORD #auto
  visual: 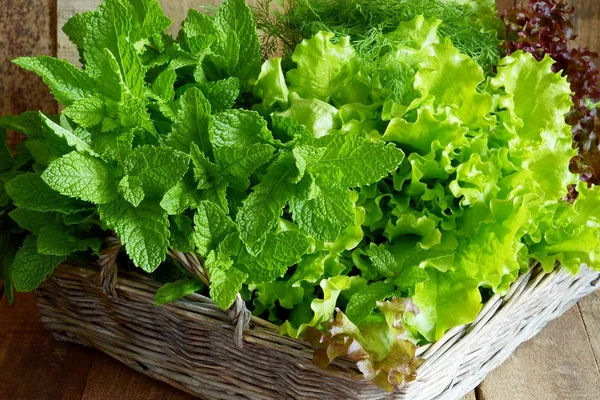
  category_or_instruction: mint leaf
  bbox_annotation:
[155,278,203,306]
[151,66,176,101]
[42,152,118,204]
[189,142,229,211]
[214,0,261,82]
[91,128,133,162]
[37,224,102,256]
[95,49,125,102]
[207,18,240,75]
[5,173,88,214]
[118,96,153,133]
[345,281,396,325]
[12,236,67,292]
[63,96,107,128]
[41,113,98,156]
[0,129,14,171]
[129,0,172,39]
[212,110,274,148]
[98,198,169,272]
[160,178,200,215]
[123,146,190,198]
[217,232,242,258]
[394,266,430,290]
[63,11,94,52]
[271,115,312,144]
[180,9,220,55]
[0,112,45,138]
[210,266,247,310]
[205,251,247,310]
[168,215,195,253]
[168,87,212,154]
[313,136,405,187]
[9,209,58,234]
[366,244,398,278]
[365,244,435,288]
[236,154,298,249]
[13,56,95,106]
[118,175,145,207]
[290,185,355,242]
[193,200,236,256]
[238,231,310,283]
[214,143,274,191]
[202,77,240,113]
[62,209,96,226]
[25,141,51,167]
[190,142,219,189]
[83,0,145,98]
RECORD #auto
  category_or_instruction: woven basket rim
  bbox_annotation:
[58,259,570,356]
[38,260,600,399]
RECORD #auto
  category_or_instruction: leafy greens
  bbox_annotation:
[2,0,600,392]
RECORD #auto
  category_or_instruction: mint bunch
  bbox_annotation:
[0,0,403,312]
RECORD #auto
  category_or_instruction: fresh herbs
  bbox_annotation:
[2,0,600,392]
[254,0,503,71]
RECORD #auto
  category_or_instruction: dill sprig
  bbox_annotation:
[254,0,503,72]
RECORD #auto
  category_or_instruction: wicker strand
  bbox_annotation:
[96,236,122,300]
[37,264,600,400]
[229,294,253,349]
[167,250,210,287]
[167,249,251,348]
[92,236,272,349]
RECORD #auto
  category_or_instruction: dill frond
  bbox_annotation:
[253,0,502,71]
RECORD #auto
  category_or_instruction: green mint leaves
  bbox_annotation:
[99,198,169,272]
[12,236,67,292]
[42,152,118,204]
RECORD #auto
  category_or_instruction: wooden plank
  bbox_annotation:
[81,352,192,400]
[463,390,477,400]
[477,306,600,400]
[571,0,600,50]
[578,292,600,374]
[496,0,515,13]
[0,0,58,146]
[0,293,94,400]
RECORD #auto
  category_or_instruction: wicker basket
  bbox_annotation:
[35,262,599,400]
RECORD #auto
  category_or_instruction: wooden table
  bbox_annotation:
[1,0,600,399]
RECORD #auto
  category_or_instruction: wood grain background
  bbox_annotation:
[1,1,599,399]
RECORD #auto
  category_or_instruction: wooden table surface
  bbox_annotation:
[1,0,600,399]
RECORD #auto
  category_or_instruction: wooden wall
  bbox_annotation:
[1,0,58,146]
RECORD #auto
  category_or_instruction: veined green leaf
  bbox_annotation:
[12,236,67,292]
[42,152,118,205]
[13,56,95,106]
[98,198,169,272]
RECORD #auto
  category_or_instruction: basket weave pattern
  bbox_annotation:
[36,264,600,400]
